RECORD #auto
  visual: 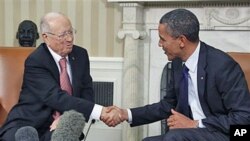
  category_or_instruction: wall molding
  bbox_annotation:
[90,57,123,70]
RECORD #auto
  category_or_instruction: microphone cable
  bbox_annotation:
[83,119,95,141]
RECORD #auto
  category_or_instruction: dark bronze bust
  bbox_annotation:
[16,20,39,47]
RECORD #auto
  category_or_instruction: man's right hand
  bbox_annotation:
[100,106,128,127]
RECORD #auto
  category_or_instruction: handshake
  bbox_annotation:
[100,106,128,127]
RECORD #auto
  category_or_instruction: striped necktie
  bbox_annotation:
[59,57,72,95]
[53,57,72,120]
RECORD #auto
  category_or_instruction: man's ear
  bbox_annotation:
[179,35,186,48]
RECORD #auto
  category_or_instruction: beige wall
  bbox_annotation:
[0,0,123,57]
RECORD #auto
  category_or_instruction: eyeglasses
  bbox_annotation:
[45,28,76,40]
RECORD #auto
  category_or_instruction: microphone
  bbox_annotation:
[15,126,39,141]
[51,110,86,141]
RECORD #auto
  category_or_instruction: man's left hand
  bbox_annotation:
[167,109,198,129]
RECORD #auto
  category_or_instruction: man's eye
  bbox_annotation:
[58,34,65,38]
[68,31,73,34]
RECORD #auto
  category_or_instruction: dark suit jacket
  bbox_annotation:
[130,41,250,134]
[0,43,95,136]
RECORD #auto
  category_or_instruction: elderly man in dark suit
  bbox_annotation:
[102,9,250,141]
[0,12,120,141]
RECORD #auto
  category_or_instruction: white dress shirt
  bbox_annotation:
[185,42,206,127]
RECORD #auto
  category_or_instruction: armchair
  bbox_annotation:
[0,47,35,126]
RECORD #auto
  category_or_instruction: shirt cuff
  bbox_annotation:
[90,104,103,120]
[127,109,132,124]
[198,119,206,128]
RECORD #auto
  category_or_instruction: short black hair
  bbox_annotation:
[159,9,200,42]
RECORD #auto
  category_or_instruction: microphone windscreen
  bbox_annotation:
[51,110,85,141]
[15,126,39,141]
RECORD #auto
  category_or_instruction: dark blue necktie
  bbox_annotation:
[176,64,190,117]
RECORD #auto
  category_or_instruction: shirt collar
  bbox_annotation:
[185,41,200,73]
[47,46,69,63]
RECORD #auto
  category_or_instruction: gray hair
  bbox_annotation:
[159,9,199,42]
[40,12,66,34]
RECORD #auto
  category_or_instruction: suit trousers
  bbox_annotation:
[142,128,229,141]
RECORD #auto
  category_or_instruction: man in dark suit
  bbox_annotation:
[102,9,250,141]
[0,12,120,141]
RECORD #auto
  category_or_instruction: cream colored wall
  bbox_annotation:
[0,0,123,57]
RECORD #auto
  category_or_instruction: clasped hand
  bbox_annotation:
[100,106,128,127]
[167,109,198,129]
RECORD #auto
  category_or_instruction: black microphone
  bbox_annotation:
[15,126,39,141]
[51,110,86,141]
[83,119,95,141]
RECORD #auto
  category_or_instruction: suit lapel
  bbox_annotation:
[68,49,77,96]
[197,42,211,116]
[42,44,60,83]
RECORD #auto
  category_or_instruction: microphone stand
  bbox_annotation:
[83,119,95,141]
